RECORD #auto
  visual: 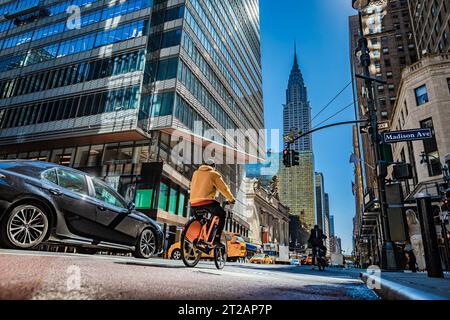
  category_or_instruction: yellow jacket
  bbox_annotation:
[190,165,236,205]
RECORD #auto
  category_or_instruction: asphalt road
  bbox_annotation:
[0,249,378,300]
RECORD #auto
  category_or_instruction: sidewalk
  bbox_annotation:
[360,270,450,300]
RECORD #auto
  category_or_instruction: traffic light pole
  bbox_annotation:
[356,12,397,271]
[284,121,368,167]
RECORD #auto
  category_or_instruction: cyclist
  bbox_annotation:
[190,159,236,248]
[308,225,327,270]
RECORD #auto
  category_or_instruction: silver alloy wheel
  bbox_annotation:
[7,205,48,249]
[172,249,181,260]
[140,229,156,258]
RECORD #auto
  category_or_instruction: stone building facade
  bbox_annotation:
[244,178,290,247]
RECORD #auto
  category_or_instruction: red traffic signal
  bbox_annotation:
[283,149,291,168]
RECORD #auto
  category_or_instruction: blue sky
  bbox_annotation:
[260,0,358,253]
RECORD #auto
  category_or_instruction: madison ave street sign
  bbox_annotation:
[383,128,433,144]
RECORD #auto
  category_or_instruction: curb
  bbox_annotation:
[360,272,447,300]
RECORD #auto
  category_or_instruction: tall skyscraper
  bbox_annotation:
[315,172,325,230]
[279,47,315,231]
[283,47,312,152]
[408,0,450,57]
[0,0,263,246]
[330,215,335,237]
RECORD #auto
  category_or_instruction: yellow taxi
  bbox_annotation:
[249,253,276,265]
[300,255,313,265]
[168,232,246,261]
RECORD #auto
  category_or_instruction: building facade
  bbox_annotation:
[244,178,290,247]
[279,49,315,231]
[330,215,335,237]
[0,0,264,252]
[408,0,450,57]
[350,0,418,266]
[389,53,450,200]
[350,0,418,199]
[315,172,325,230]
[387,54,450,270]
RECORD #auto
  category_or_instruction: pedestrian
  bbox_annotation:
[404,240,417,273]
[308,225,327,270]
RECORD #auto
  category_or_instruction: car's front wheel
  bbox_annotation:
[1,204,49,249]
[134,229,157,259]
[171,249,181,260]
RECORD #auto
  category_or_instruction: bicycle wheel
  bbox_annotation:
[181,219,202,268]
[214,233,227,270]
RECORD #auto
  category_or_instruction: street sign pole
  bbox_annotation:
[355,11,397,271]
[416,193,444,278]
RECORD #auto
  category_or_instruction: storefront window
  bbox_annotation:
[178,192,186,217]
[135,189,153,209]
[87,145,103,167]
[168,187,178,215]
[74,146,90,168]
[117,144,133,162]
[104,143,119,165]
[158,182,169,211]
[50,149,63,163]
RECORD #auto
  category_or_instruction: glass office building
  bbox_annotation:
[0,0,263,249]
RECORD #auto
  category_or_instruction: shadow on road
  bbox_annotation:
[114,261,186,269]
[233,264,361,280]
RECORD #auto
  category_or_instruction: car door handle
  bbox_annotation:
[49,189,63,196]
[97,205,107,211]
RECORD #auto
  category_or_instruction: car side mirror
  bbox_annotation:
[127,202,136,211]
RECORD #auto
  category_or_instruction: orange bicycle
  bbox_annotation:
[181,202,229,269]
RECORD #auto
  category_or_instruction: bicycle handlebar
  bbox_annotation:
[222,200,235,208]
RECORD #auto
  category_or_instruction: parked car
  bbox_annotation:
[290,259,300,266]
[249,253,275,264]
[168,232,246,261]
[0,160,164,259]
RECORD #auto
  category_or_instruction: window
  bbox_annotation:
[42,169,58,185]
[92,178,126,209]
[447,78,450,93]
[420,119,442,177]
[160,28,182,48]
[415,85,429,106]
[150,92,175,117]
[135,189,153,209]
[168,187,178,215]
[178,191,186,216]
[158,182,169,211]
[56,169,88,195]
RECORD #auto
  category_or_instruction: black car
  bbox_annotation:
[0,160,163,259]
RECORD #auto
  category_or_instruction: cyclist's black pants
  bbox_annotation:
[195,201,226,241]
[312,245,326,265]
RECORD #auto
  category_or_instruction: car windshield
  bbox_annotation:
[253,254,265,259]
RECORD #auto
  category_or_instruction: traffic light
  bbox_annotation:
[283,149,300,167]
[292,150,300,166]
[283,149,292,168]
